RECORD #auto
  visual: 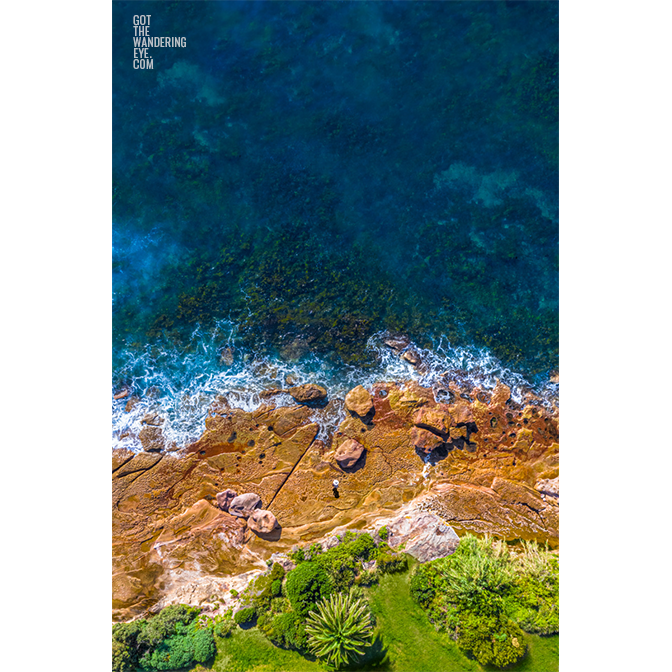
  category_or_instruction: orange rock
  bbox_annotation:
[410,427,444,453]
[112,377,560,620]
[413,406,451,435]
[288,384,327,403]
[335,438,366,469]
[248,509,279,535]
[345,385,374,417]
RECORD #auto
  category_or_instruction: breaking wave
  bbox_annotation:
[112,320,558,453]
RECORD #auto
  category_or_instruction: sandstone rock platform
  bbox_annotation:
[113,379,559,620]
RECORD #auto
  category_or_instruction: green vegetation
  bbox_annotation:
[305,591,374,669]
[285,561,332,616]
[410,535,558,667]
[234,607,257,627]
[113,534,558,671]
[112,604,216,672]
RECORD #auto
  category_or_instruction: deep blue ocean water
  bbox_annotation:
[113,1,558,451]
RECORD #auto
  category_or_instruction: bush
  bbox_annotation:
[440,537,515,612]
[137,604,199,649]
[214,615,234,638]
[378,525,388,541]
[291,547,306,564]
[285,561,332,616]
[192,627,216,663]
[234,606,257,626]
[112,638,134,672]
[505,546,559,634]
[377,552,407,574]
[410,562,444,609]
[264,611,308,651]
[457,610,526,668]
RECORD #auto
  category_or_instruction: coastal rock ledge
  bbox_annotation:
[113,379,559,621]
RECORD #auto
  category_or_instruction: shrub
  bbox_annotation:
[410,562,444,609]
[285,561,332,616]
[234,606,257,626]
[440,536,515,613]
[263,611,308,651]
[314,533,376,593]
[377,552,407,574]
[505,544,559,634]
[192,627,216,663]
[230,588,239,598]
[112,638,133,672]
[457,610,526,668]
[291,547,306,564]
[214,615,234,638]
[137,604,199,648]
[305,591,374,669]
[378,525,388,541]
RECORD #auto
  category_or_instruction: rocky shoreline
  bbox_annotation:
[113,377,559,622]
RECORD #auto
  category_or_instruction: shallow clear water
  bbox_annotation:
[113,1,558,449]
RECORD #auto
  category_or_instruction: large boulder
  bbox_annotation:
[228,493,262,518]
[248,509,279,535]
[335,439,365,469]
[215,489,238,512]
[288,384,328,403]
[383,511,459,562]
[410,427,443,453]
[345,385,374,417]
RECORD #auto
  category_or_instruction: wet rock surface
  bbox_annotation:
[288,383,328,403]
[113,379,559,620]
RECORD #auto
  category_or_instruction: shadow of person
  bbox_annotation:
[333,487,340,499]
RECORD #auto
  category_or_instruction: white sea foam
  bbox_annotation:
[112,321,558,453]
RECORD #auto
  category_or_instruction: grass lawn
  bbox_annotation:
[209,570,558,672]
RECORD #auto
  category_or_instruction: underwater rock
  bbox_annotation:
[335,438,366,469]
[124,396,141,412]
[248,509,279,535]
[401,349,422,366]
[141,412,164,426]
[410,426,444,453]
[114,389,129,400]
[383,335,410,352]
[216,489,238,512]
[288,383,327,403]
[345,385,374,417]
[220,347,234,366]
[229,493,262,518]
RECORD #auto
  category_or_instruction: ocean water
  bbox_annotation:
[113,1,558,451]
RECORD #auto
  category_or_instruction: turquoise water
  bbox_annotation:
[112,1,558,450]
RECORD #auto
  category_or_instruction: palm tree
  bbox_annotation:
[305,591,373,669]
